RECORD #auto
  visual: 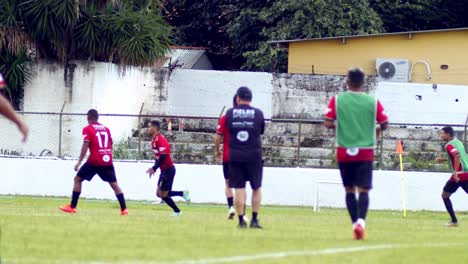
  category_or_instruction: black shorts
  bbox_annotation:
[158,165,176,191]
[338,161,373,189]
[443,180,468,194]
[222,162,230,180]
[77,162,117,183]
[229,161,263,190]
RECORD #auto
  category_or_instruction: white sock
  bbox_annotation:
[357,218,366,229]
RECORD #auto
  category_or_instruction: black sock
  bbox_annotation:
[169,191,183,197]
[345,193,358,223]
[443,198,457,223]
[227,197,234,208]
[116,193,127,210]
[252,212,258,221]
[357,192,369,220]
[238,215,245,223]
[162,197,180,213]
[71,191,80,208]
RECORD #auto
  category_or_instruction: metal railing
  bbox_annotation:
[0,110,466,171]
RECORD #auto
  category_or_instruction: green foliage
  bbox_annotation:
[369,0,468,32]
[0,50,31,108]
[113,138,150,160]
[163,0,468,72]
[162,0,384,72]
[0,0,171,106]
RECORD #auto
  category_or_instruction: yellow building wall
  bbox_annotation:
[288,31,468,85]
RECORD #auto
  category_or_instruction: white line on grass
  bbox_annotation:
[3,242,465,264]
[172,242,466,264]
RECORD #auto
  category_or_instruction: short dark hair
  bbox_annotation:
[149,120,161,130]
[232,95,238,107]
[442,126,454,137]
[347,67,365,87]
[87,109,99,121]
[236,86,252,101]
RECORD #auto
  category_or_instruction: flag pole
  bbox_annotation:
[396,139,407,217]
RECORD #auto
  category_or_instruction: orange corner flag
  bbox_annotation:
[396,140,403,154]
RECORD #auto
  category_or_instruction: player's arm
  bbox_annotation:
[435,156,447,163]
[146,154,167,178]
[324,97,336,129]
[0,94,28,142]
[215,133,223,162]
[376,100,389,132]
[260,110,265,135]
[74,141,89,171]
[453,153,461,182]
[215,115,226,162]
[324,119,335,129]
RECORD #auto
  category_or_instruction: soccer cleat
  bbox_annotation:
[228,207,236,220]
[445,222,459,227]
[183,191,191,205]
[59,204,76,214]
[353,224,365,240]
[121,209,128,216]
[238,221,247,229]
[250,220,263,229]
[172,211,183,217]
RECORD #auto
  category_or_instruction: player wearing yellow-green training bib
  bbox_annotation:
[324,68,388,240]
[436,126,468,227]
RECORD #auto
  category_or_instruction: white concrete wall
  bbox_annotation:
[1,157,465,212]
[376,82,468,125]
[168,69,273,118]
[14,61,163,157]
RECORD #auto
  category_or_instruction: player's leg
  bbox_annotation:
[98,166,127,215]
[353,161,373,240]
[338,162,358,224]
[109,182,128,215]
[224,162,235,219]
[166,167,190,204]
[356,162,373,221]
[230,162,247,228]
[60,163,94,213]
[249,161,263,228]
[442,180,460,226]
[157,168,181,215]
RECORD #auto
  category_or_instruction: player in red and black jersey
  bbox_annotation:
[436,126,468,227]
[215,95,239,219]
[60,109,127,215]
[0,72,28,141]
[146,120,190,216]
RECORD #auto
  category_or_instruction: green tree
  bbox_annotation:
[0,0,171,108]
[236,0,384,72]
[162,0,383,72]
[369,0,468,32]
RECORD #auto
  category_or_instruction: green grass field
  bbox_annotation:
[1,196,467,264]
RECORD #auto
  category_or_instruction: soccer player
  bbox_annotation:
[435,126,468,227]
[215,95,239,219]
[224,87,265,228]
[146,120,190,216]
[324,68,388,240]
[0,72,28,141]
[60,109,128,215]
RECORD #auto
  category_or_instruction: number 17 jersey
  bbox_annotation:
[83,122,113,166]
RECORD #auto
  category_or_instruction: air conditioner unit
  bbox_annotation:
[376,58,410,83]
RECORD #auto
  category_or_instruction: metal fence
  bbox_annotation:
[0,111,467,170]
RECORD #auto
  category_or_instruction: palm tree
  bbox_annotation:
[0,0,171,108]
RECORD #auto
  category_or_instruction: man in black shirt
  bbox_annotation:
[225,87,265,228]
